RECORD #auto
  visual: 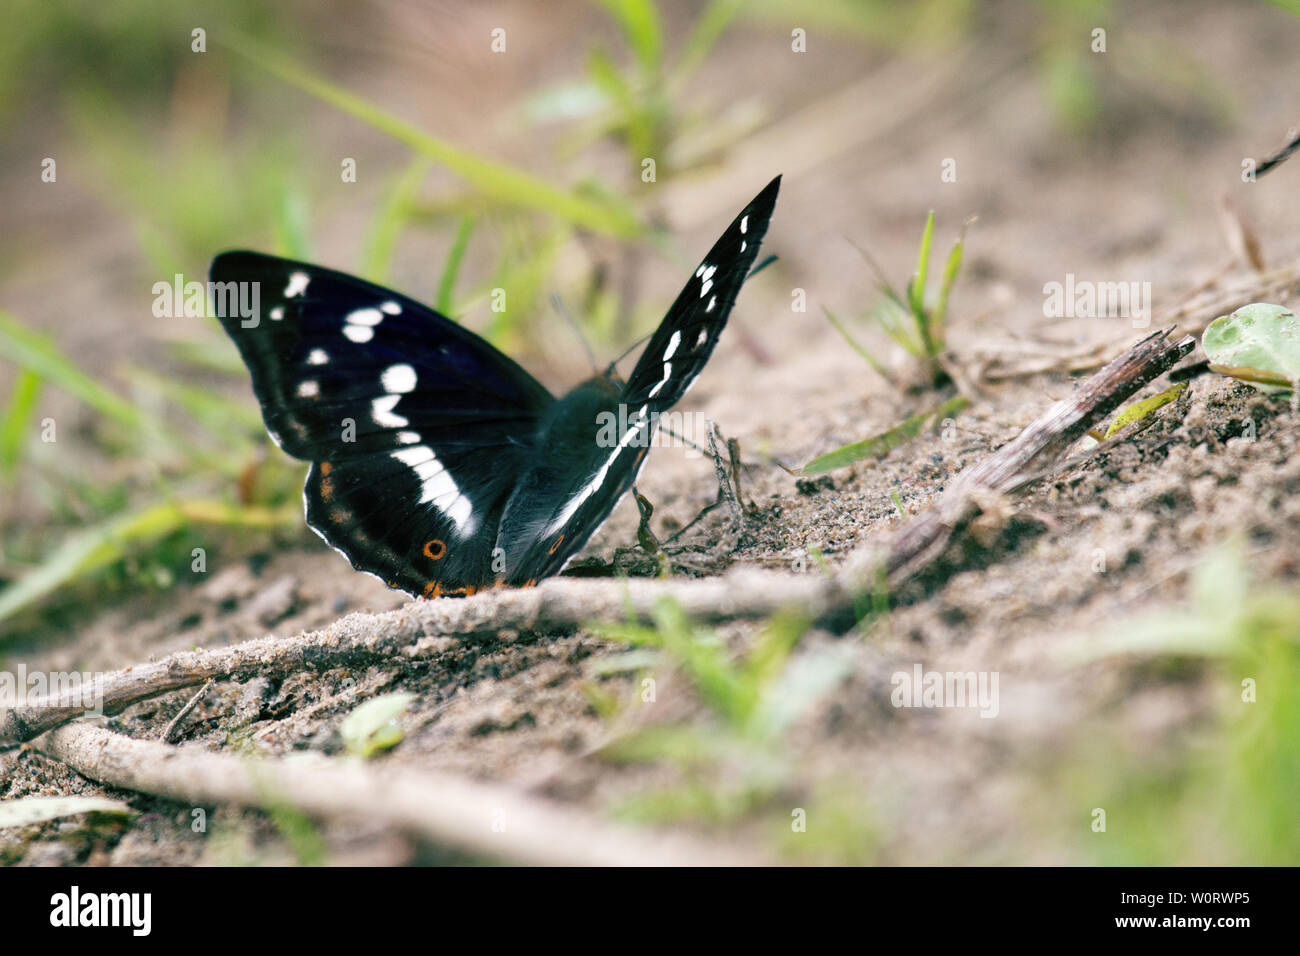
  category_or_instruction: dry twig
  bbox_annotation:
[4,330,1191,747]
[40,723,762,866]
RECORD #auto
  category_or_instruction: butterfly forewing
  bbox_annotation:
[621,175,780,413]
[498,176,782,583]
[211,252,553,594]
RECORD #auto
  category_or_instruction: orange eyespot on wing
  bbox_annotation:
[547,534,565,556]
[423,539,447,561]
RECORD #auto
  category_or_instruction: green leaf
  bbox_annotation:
[223,32,643,239]
[1208,364,1294,389]
[802,396,967,475]
[0,308,142,431]
[0,796,134,829]
[340,692,414,758]
[1202,303,1300,394]
[1102,383,1186,439]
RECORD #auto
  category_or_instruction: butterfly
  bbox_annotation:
[211,175,780,597]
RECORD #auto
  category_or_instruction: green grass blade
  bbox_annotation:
[435,214,476,315]
[672,0,746,88]
[908,210,935,354]
[802,395,968,476]
[595,0,663,74]
[931,219,971,349]
[0,370,42,481]
[127,366,264,440]
[1102,383,1186,439]
[0,308,143,431]
[870,296,925,357]
[908,210,934,319]
[272,185,313,260]
[822,306,890,378]
[0,500,297,626]
[168,337,248,376]
[360,156,434,284]
[651,598,748,725]
[587,46,655,159]
[224,33,642,239]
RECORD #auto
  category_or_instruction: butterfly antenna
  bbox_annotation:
[610,330,655,373]
[550,293,598,374]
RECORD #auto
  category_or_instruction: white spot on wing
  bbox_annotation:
[297,380,320,398]
[343,307,384,345]
[270,306,285,321]
[544,410,654,537]
[381,363,417,394]
[347,307,384,326]
[696,330,708,347]
[307,348,329,365]
[371,394,408,427]
[391,445,476,535]
[740,215,748,234]
[284,273,310,298]
[397,431,420,444]
[380,301,402,315]
[663,330,682,360]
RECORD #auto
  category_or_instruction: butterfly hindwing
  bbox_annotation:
[211,252,554,594]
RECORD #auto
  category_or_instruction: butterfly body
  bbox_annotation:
[212,175,779,597]
[496,372,646,586]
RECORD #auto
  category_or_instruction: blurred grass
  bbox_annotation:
[590,598,854,835]
[1061,544,1300,864]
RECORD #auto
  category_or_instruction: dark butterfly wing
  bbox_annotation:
[210,251,554,595]
[497,176,782,582]
[621,174,780,411]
